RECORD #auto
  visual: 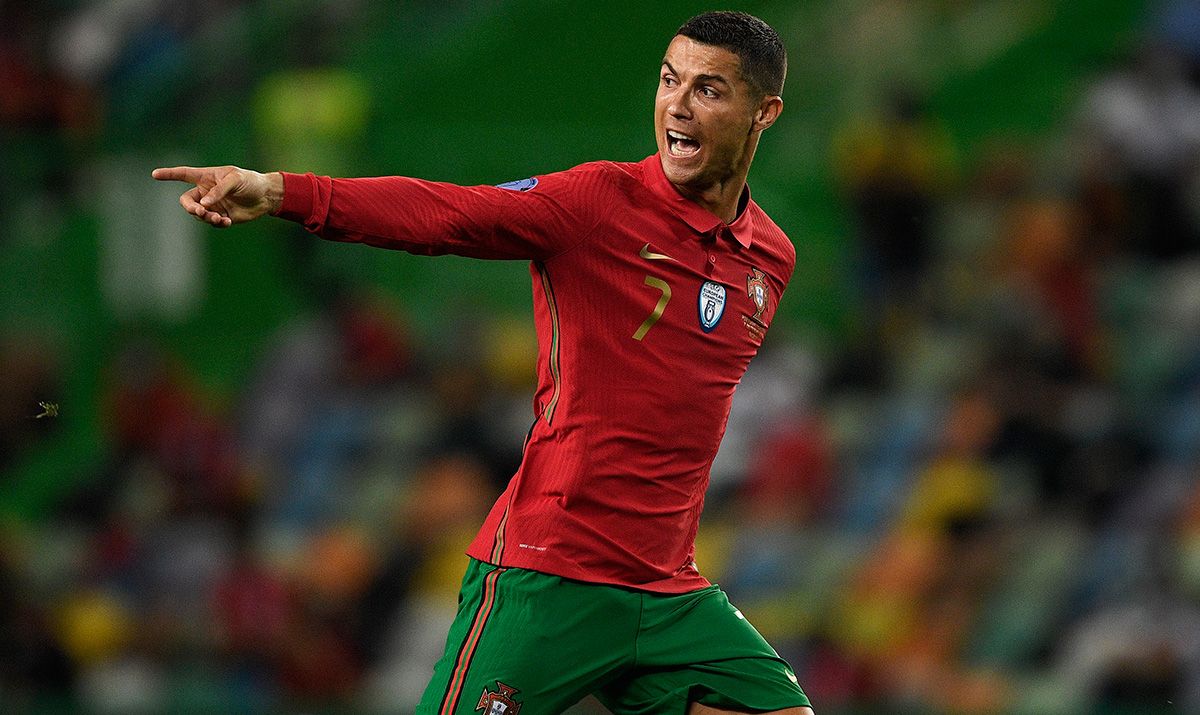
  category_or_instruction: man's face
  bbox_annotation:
[654,35,765,193]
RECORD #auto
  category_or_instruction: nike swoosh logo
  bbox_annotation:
[639,243,676,261]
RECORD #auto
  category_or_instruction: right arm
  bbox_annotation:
[153,164,613,262]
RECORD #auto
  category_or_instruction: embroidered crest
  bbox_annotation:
[698,281,727,332]
[477,681,522,715]
[746,268,769,321]
[742,268,770,340]
[495,177,539,192]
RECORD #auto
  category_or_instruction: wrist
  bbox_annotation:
[264,171,285,215]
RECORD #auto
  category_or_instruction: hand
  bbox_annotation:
[151,165,284,228]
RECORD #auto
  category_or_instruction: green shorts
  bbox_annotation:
[416,558,810,715]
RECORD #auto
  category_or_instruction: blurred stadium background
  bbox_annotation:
[4,0,1200,712]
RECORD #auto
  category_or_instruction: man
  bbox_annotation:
[155,11,812,715]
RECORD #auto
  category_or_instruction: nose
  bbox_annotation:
[666,87,693,120]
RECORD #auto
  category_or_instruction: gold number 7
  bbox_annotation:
[633,276,672,341]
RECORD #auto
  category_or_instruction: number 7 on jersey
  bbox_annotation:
[633,275,672,341]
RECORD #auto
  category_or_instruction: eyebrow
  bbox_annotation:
[661,60,732,88]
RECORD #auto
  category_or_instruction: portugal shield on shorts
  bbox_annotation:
[477,681,522,715]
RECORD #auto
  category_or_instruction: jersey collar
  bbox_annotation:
[641,154,754,248]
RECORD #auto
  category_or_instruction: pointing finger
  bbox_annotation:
[153,166,206,184]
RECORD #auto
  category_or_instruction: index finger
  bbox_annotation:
[151,166,208,183]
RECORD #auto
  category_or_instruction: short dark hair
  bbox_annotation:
[676,11,786,97]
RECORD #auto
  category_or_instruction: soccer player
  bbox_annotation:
[154,11,812,715]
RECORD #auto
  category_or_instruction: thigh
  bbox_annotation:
[598,587,810,715]
[688,706,812,715]
[417,559,639,715]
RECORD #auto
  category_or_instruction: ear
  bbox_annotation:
[751,95,783,133]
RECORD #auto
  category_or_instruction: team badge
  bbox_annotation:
[698,281,727,332]
[477,681,522,715]
[742,268,770,339]
[495,177,539,192]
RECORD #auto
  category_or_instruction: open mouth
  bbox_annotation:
[667,129,701,158]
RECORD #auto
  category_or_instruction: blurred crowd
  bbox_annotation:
[795,16,1200,713]
[2,280,540,712]
[5,1,1200,714]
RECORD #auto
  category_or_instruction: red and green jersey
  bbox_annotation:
[277,154,795,593]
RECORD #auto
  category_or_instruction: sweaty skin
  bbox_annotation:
[654,35,783,223]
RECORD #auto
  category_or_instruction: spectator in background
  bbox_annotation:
[0,3,96,136]
[97,338,245,517]
[0,532,75,711]
[1150,0,1200,85]
[833,87,957,323]
[1079,42,1200,260]
[1000,193,1101,376]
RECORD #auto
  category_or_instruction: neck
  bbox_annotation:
[675,177,744,223]
[673,138,758,223]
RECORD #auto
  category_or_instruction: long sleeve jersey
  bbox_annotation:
[276,154,795,593]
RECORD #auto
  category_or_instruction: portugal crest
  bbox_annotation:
[746,268,769,321]
[477,681,522,715]
[742,268,771,340]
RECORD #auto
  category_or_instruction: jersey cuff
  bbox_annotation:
[276,171,319,226]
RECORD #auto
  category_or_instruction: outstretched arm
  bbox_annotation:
[151,165,284,228]
[153,162,617,262]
